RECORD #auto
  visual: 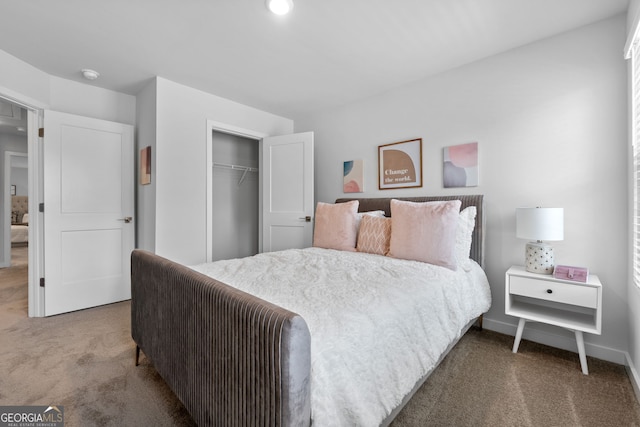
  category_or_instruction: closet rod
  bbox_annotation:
[212,162,258,173]
[212,162,258,185]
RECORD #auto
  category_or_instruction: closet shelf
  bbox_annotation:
[212,162,258,185]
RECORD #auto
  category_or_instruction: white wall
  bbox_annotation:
[0,50,50,107]
[296,15,628,363]
[49,77,136,125]
[11,165,28,196]
[135,79,157,252]
[0,49,136,124]
[151,77,294,265]
[627,0,640,398]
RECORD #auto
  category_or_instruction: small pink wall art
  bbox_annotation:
[343,159,364,193]
[443,142,478,188]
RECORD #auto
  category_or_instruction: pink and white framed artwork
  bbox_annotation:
[443,142,478,188]
[343,159,364,193]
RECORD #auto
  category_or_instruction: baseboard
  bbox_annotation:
[625,353,640,404]
[483,317,627,365]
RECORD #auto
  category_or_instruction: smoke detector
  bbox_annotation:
[81,69,100,80]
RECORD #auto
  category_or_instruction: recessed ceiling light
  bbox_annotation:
[266,0,293,15]
[16,127,25,132]
[81,69,100,80]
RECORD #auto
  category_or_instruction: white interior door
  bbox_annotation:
[43,111,134,316]
[261,132,314,252]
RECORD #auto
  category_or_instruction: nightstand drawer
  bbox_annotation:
[510,276,598,308]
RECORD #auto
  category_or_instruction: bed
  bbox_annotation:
[11,224,28,245]
[131,195,491,426]
[11,195,28,247]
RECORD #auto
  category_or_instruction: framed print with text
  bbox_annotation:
[378,138,422,190]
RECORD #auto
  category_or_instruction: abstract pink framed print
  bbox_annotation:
[443,142,478,188]
[343,159,364,193]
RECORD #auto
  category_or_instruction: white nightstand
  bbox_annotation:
[505,266,602,375]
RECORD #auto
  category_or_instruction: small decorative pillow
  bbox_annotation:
[21,213,30,225]
[455,206,476,271]
[357,215,391,255]
[313,200,360,251]
[388,199,461,270]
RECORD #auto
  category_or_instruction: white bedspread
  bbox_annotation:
[11,224,28,243]
[192,247,491,426]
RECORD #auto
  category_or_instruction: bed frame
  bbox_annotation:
[131,195,485,426]
[11,196,28,222]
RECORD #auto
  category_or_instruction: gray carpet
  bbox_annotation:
[1,247,639,426]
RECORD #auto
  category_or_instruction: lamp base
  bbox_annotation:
[525,241,555,274]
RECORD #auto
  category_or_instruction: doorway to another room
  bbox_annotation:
[8,152,28,264]
[0,99,29,319]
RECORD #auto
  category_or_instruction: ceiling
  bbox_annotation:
[0,0,629,120]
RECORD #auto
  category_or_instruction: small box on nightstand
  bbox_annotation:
[553,265,589,283]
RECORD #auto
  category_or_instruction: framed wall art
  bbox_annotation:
[140,146,151,185]
[378,138,422,190]
[443,142,478,188]
[343,159,364,193]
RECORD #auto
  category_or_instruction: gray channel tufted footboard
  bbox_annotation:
[131,249,312,426]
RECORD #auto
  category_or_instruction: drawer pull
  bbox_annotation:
[546,289,553,294]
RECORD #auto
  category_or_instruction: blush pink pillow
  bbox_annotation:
[388,199,461,270]
[357,215,392,255]
[313,200,359,251]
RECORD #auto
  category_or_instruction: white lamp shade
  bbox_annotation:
[516,207,564,241]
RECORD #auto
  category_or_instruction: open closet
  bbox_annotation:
[210,130,259,261]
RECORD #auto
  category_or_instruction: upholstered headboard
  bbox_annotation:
[11,195,28,223]
[335,195,485,268]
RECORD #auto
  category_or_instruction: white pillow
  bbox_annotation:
[356,210,386,233]
[21,213,29,224]
[455,207,477,271]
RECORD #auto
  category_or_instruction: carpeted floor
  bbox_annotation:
[1,247,640,426]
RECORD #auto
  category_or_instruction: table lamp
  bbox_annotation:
[516,207,564,274]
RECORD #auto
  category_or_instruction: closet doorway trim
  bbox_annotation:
[206,120,268,262]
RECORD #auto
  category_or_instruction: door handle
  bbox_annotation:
[118,216,133,223]
[299,216,312,222]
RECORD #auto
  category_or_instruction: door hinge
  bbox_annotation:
[40,278,45,287]
[38,128,44,138]
[39,203,44,213]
